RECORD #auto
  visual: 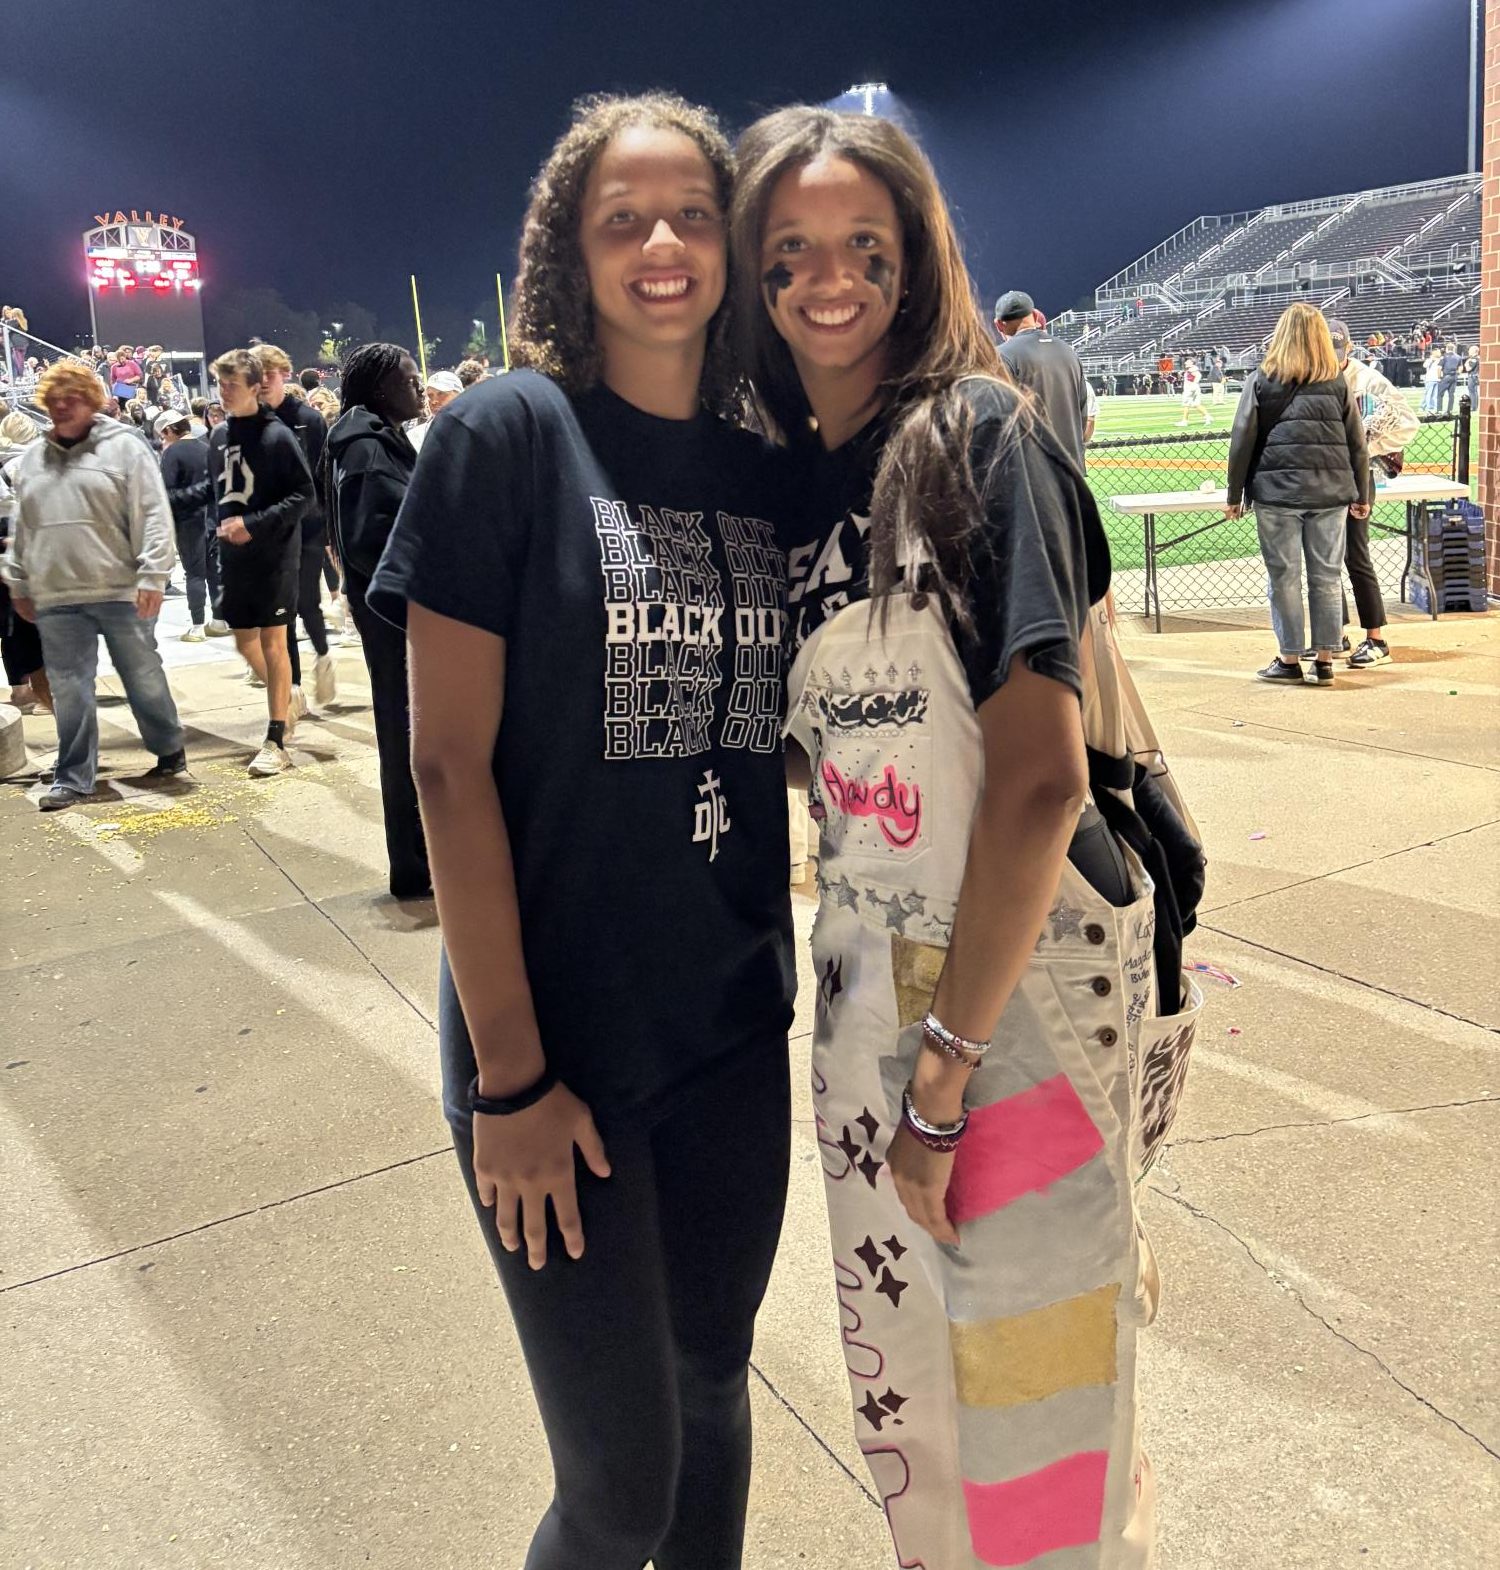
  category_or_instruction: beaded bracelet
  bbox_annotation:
[922,1010,990,1059]
[920,1027,980,1070]
[901,1084,968,1152]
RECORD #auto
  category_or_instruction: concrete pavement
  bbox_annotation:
[2,599,1497,1568]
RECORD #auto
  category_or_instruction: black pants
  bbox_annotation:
[0,578,44,683]
[344,568,429,897]
[439,955,792,1570]
[286,530,330,684]
[173,518,220,626]
[1342,506,1386,633]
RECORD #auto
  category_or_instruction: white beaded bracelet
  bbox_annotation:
[922,1010,990,1058]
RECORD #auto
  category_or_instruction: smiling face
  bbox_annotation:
[759,153,903,381]
[578,124,726,368]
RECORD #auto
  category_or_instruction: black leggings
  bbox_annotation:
[0,578,43,683]
[286,531,330,683]
[344,569,429,896]
[439,955,792,1570]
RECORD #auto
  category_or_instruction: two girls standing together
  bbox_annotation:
[370,91,1203,1570]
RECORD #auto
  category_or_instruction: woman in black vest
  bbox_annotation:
[1225,302,1371,686]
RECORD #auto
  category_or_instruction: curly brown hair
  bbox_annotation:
[510,92,738,413]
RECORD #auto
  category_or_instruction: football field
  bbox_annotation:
[1084,391,1468,576]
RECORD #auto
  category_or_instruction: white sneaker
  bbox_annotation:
[312,654,337,707]
[286,686,308,735]
[247,741,292,777]
[205,619,232,637]
[245,666,266,688]
[181,624,206,643]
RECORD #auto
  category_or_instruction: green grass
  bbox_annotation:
[1083,392,1471,573]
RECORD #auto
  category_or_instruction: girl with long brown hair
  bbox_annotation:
[735,106,1201,1569]
[366,94,800,1568]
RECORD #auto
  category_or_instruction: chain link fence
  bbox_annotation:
[1086,411,1468,623]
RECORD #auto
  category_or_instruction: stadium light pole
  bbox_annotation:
[1470,0,1479,174]
[845,80,889,116]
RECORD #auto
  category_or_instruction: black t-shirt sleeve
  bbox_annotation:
[366,386,532,636]
[958,406,1110,709]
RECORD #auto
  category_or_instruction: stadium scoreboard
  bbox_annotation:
[84,211,205,359]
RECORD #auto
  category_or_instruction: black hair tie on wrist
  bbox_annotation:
[469,1068,558,1117]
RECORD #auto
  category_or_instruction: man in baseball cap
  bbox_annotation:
[409,370,465,451]
[993,289,1089,468]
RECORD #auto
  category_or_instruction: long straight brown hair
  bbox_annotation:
[731,107,1029,623]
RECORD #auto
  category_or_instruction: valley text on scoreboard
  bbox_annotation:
[84,211,206,363]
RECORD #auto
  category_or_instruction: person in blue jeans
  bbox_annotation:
[1224,303,1370,687]
[1,361,187,809]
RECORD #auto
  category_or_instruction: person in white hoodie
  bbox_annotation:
[2,361,187,810]
[1325,320,1421,668]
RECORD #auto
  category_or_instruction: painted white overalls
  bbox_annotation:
[788,594,1202,1570]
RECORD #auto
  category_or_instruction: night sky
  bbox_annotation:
[1,0,1478,360]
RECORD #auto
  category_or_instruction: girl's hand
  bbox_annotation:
[888,1124,960,1248]
[472,1083,611,1270]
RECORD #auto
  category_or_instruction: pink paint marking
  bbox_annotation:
[946,1074,1104,1226]
[860,1445,928,1570]
[834,1259,885,1381]
[820,758,922,849]
[962,1450,1109,1567]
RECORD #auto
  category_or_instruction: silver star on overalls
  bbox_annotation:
[1049,901,1086,942]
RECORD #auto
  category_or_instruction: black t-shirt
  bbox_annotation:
[998,329,1090,469]
[367,370,798,1125]
[787,377,1110,707]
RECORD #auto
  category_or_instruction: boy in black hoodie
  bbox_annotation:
[208,348,313,776]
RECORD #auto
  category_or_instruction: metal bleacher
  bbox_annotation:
[1054,173,1483,375]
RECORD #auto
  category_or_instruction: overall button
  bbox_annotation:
[1084,923,1107,946]
[1096,1026,1119,1047]
[1091,976,1113,997]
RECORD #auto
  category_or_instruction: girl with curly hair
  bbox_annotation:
[734,107,1203,1569]
[368,93,802,1568]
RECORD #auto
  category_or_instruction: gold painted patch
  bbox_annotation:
[950,1283,1120,1409]
[891,932,947,1028]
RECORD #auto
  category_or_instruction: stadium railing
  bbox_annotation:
[1086,408,1470,624]
[1,325,92,410]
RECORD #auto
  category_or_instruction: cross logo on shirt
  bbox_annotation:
[693,769,731,862]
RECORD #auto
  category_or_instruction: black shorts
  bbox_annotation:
[218,535,299,630]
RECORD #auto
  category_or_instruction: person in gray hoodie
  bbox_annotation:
[2,361,187,809]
